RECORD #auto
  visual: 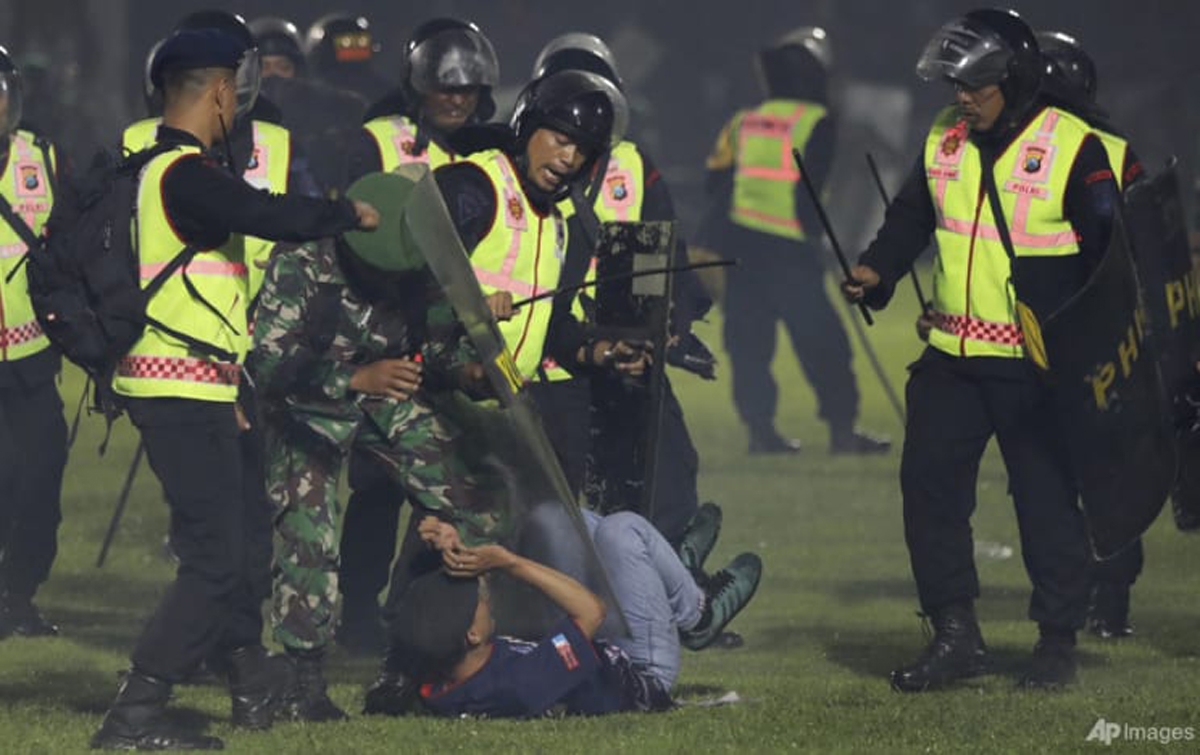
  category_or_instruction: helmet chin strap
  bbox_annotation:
[217,111,238,176]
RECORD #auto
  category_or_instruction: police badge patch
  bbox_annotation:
[1023,146,1045,173]
[21,166,39,190]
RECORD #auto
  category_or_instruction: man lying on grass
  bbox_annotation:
[389,514,761,717]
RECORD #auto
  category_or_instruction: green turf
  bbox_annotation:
[2,278,1198,753]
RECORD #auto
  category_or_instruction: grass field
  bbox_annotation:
[2,279,1198,753]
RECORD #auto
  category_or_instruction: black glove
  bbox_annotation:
[666,331,717,380]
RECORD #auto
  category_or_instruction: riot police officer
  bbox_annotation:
[305,13,391,104]
[843,8,1119,691]
[337,17,501,656]
[702,28,889,455]
[248,16,305,80]
[1040,29,1144,639]
[0,46,68,642]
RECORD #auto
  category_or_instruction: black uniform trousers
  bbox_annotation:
[125,397,272,682]
[0,375,67,602]
[721,224,859,435]
[339,450,406,611]
[900,348,1090,630]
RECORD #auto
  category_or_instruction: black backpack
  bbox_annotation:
[26,144,235,420]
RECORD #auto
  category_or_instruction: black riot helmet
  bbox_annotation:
[142,38,165,116]
[404,18,500,121]
[1037,31,1098,103]
[510,70,621,199]
[174,10,261,118]
[916,8,1042,117]
[0,46,21,137]
[530,33,629,142]
[305,13,378,76]
[756,26,832,102]
[249,16,306,77]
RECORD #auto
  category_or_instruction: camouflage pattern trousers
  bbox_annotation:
[266,399,479,652]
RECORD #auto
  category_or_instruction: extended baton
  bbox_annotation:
[866,153,931,312]
[510,259,735,309]
[792,148,873,325]
[96,441,144,568]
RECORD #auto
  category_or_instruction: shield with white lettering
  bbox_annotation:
[585,221,675,523]
[1124,162,1200,530]
[1031,210,1175,559]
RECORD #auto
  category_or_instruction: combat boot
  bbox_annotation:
[678,502,722,572]
[226,645,293,730]
[830,426,892,455]
[281,648,348,722]
[1087,582,1133,639]
[362,670,422,716]
[1018,627,1078,689]
[748,429,801,454]
[680,553,763,650]
[0,593,59,637]
[90,671,223,750]
[890,602,988,692]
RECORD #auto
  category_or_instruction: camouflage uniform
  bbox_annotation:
[249,239,506,651]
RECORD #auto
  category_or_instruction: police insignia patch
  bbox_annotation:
[247,149,260,171]
[507,194,523,222]
[21,166,39,190]
[1023,146,1046,173]
[401,139,415,155]
[609,178,627,201]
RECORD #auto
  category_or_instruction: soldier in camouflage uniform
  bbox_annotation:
[248,172,507,721]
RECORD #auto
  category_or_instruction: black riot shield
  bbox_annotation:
[1030,210,1176,559]
[1124,162,1200,530]
[399,166,628,636]
[584,222,675,523]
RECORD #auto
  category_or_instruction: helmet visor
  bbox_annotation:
[235,47,262,118]
[0,71,21,136]
[916,18,1010,89]
[409,28,499,93]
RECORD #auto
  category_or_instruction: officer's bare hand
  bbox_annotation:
[916,311,935,342]
[349,357,423,400]
[841,265,881,303]
[445,544,517,577]
[353,200,380,230]
[418,516,462,552]
[596,339,654,377]
[485,291,516,321]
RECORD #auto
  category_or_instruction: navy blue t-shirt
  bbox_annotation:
[420,618,629,718]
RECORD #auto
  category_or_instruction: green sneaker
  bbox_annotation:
[679,502,723,572]
[680,553,762,651]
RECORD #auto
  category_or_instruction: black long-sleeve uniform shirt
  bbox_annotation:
[858,101,1121,322]
[155,125,360,250]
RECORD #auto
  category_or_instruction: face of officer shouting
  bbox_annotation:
[523,127,590,194]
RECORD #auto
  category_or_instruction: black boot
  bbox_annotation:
[830,425,891,455]
[748,428,801,454]
[1086,582,1133,639]
[281,648,348,722]
[363,671,421,716]
[90,671,224,750]
[890,602,988,692]
[227,646,293,730]
[363,645,421,716]
[0,594,59,638]
[1019,627,1078,689]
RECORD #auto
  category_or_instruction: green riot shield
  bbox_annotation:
[396,166,629,636]
[1030,210,1176,559]
[1124,163,1200,531]
[585,221,675,522]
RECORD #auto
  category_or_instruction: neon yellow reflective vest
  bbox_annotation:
[122,118,290,301]
[465,149,566,381]
[727,99,826,240]
[0,130,55,361]
[363,115,457,171]
[924,105,1091,359]
[112,146,247,402]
